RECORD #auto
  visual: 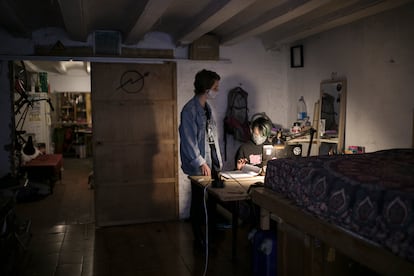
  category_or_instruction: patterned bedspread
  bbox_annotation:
[264,148,414,262]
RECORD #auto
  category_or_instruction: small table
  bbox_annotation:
[23,154,63,189]
[189,174,264,259]
[74,129,93,157]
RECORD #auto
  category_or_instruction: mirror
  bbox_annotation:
[318,79,347,154]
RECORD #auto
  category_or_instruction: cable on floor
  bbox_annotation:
[203,182,210,276]
[201,172,263,275]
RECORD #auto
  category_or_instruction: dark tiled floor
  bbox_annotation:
[14,157,253,276]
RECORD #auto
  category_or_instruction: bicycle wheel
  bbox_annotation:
[14,61,30,114]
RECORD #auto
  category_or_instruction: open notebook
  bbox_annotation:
[220,164,261,179]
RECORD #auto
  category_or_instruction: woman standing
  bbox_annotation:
[179,69,223,250]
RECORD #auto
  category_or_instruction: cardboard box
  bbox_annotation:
[189,34,219,60]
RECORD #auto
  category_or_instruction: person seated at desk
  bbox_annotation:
[235,114,273,172]
[233,114,273,227]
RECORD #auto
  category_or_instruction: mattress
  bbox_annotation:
[264,148,414,262]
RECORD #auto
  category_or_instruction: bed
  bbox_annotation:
[252,148,414,275]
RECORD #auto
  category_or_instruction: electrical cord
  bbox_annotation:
[201,171,264,276]
[221,169,264,230]
[202,182,210,276]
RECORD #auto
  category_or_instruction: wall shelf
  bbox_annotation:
[56,92,91,126]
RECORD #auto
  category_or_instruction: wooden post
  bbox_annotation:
[260,208,270,230]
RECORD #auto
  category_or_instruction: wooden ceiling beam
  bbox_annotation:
[0,0,28,35]
[176,0,256,45]
[221,0,331,46]
[58,0,88,41]
[125,0,175,45]
[263,0,413,50]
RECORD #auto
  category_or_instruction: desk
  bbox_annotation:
[189,175,264,259]
[74,129,93,157]
[287,134,339,156]
[23,154,63,190]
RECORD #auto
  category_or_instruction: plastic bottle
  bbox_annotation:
[297,96,307,121]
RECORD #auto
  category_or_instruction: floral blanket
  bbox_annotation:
[265,148,414,262]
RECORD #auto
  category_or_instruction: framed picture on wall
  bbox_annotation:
[290,45,304,68]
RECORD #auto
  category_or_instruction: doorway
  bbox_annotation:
[13,60,92,160]
[11,60,179,227]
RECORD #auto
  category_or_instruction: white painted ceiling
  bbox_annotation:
[2,0,413,74]
[23,60,90,75]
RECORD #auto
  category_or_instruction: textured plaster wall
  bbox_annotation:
[176,38,288,218]
[1,4,412,219]
[286,3,414,153]
[0,29,287,218]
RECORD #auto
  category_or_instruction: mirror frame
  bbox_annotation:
[318,79,347,154]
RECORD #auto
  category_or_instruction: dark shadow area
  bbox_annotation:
[10,153,254,276]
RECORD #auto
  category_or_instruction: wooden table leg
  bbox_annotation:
[260,207,270,230]
[231,201,239,260]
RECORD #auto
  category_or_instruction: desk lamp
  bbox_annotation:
[286,127,316,157]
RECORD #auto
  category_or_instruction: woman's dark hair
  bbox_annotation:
[251,117,273,137]
[250,113,273,137]
[193,69,220,95]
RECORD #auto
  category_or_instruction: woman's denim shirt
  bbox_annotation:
[179,96,222,176]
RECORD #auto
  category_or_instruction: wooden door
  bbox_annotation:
[91,62,177,226]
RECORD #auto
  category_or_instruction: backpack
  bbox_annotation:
[223,86,250,160]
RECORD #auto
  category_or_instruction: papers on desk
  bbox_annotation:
[220,164,261,179]
[220,171,257,179]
